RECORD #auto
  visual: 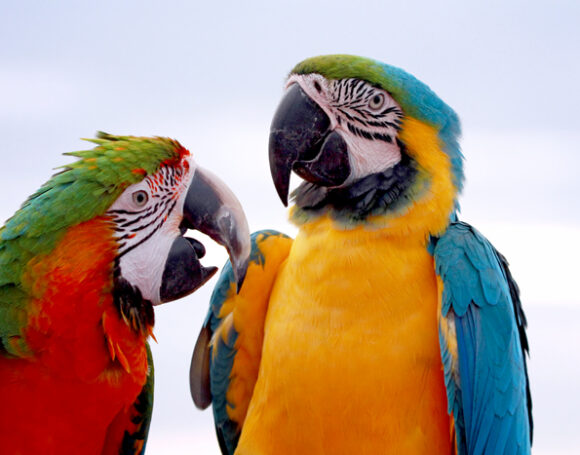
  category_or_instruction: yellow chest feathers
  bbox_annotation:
[237,222,452,454]
[268,221,443,375]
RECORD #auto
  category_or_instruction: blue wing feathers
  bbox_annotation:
[210,317,240,455]
[199,230,289,455]
[202,221,532,453]
[496,251,533,441]
[434,221,531,454]
[205,260,235,331]
[454,309,475,447]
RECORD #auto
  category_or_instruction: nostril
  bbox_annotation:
[186,237,206,258]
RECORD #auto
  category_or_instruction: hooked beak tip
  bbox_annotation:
[269,132,294,207]
[183,166,251,290]
[234,258,249,293]
[276,184,289,207]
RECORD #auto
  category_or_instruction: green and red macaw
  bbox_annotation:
[0,133,250,454]
[191,55,533,454]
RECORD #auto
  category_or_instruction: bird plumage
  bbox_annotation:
[0,132,250,454]
[191,55,532,454]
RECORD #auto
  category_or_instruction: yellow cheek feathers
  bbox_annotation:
[372,117,458,237]
[290,117,458,240]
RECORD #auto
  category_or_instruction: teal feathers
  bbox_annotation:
[434,222,532,454]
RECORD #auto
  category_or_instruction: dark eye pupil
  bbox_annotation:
[133,191,148,205]
[373,95,381,105]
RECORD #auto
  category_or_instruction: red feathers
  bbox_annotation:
[0,217,150,453]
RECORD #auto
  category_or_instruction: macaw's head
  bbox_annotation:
[2,133,250,310]
[269,55,463,235]
[98,134,250,304]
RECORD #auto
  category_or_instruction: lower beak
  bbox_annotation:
[159,167,250,303]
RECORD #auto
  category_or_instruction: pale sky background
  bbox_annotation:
[1,1,579,454]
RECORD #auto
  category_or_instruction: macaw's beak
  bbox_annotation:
[159,166,250,303]
[269,83,351,206]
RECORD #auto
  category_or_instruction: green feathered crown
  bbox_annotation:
[1,132,188,249]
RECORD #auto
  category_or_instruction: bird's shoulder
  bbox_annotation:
[190,229,292,454]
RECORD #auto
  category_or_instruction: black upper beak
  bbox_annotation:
[268,84,351,206]
[159,167,250,303]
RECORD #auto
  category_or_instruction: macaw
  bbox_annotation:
[191,55,532,454]
[0,132,250,454]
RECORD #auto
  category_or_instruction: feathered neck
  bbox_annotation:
[290,154,418,226]
[289,118,459,241]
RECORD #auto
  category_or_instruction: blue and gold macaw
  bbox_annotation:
[190,55,532,454]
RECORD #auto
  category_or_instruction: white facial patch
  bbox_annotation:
[287,74,339,129]
[287,73,405,183]
[107,156,196,305]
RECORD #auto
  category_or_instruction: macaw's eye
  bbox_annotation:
[132,190,149,207]
[368,93,385,110]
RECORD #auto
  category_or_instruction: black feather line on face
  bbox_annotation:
[330,79,403,134]
[114,198,177,258]
[291,153,417,221]
[112,262,155,335]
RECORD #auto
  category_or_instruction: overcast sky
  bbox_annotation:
[1,1,579,453]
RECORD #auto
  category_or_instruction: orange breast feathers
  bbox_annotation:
[0,217,149,454]
[236,222,453,454]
